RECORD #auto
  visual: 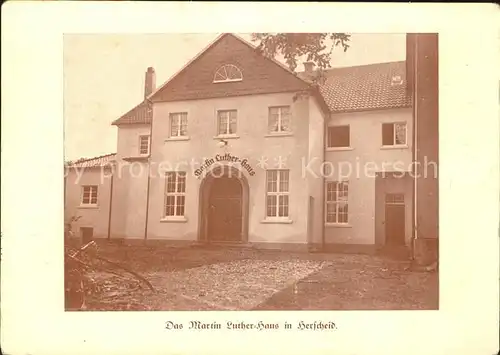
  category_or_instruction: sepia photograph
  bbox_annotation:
[63,32,439,312]
[3,3,500,355]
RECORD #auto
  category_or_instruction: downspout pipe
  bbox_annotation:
[143,98,154,244]
[411,35,419,261]
[309,86,327,252]
[309,86,328,252]
[107,168,114,241]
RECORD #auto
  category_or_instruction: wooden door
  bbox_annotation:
[208,177,243,242]
[385,194,405,246]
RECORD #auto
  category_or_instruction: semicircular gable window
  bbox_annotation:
[213,64,243,83]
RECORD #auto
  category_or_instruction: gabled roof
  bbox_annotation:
[111,33,310,126]
[308,61,412,113]
[110,36,411,127]
[148,33,310,103]
[65,153,116,168]
[111,100,152,126]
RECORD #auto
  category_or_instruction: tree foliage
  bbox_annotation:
[251,33,351,73]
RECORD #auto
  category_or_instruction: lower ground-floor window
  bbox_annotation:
[325,181,349,224]
[164,171,186,217]
[80,227,94,243]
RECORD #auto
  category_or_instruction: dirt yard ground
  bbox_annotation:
[78,244,438,311]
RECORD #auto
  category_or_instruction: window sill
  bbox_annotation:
[160,216,188,223]
[78,205,98,209]
[213,78,243,84]
[264,132,293,138]
[214,134,240,140]
[326,147,354,152]
[380,145,408,150]
[325,223,352,228]
[165,136,190,142]
[261,218,293,224]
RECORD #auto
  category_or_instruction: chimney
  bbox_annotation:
[144,67,156,99]
[406,34,416,93]
[303,61,315,74]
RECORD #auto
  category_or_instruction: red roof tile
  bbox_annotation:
[65,153,116,168]
[313,61,412,113]
[111,100,152,126]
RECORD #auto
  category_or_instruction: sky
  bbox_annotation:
[63,33,406,161]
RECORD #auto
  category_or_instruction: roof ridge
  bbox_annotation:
[323,60,406,72]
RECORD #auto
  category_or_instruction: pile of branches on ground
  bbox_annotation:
[64,238,155,311]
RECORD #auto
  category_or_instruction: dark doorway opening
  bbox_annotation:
[385,193,405,246]
[207,176,243,242]
[199,166,249,244]
[80,227,94,244]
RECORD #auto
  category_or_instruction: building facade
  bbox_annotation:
[65,33,438,256]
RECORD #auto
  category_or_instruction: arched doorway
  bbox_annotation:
[198,165,249,243]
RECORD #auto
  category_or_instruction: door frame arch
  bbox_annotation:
[198,165,250,243]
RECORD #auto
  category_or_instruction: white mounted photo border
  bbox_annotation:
[1,3,499,355]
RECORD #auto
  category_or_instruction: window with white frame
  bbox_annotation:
[327,125,350,148]
[213,64,243,83]
[266,170,290,218]
[325,181,349,224]
[169,112,188,137]
[268,106,291,133]
[81,185,98,206]
[382,122,407,146]
[217,110,237,135]
[164,172,186,217]
[139,135,150,155]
